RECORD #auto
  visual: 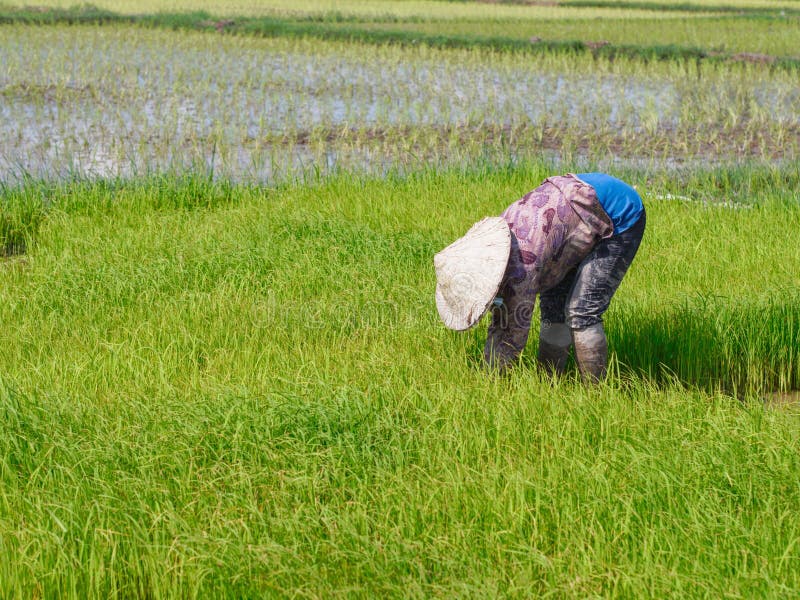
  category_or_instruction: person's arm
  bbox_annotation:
[483,282,536,371]
[483,234,537,370]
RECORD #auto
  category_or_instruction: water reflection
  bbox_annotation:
[1,26,798,182]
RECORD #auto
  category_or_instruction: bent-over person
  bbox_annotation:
[434,173,645,382]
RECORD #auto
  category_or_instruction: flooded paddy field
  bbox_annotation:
[2,25,800,183]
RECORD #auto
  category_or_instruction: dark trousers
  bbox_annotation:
[539,210,646,330]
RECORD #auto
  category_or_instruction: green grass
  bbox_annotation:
[1,164,800,596]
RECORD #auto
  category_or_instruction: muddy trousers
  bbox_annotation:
[537,210,646,382]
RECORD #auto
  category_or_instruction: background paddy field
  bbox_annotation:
[7,0,800,17]
[4,0,800,60]
[2,25,799,183]
[1,0,800,597]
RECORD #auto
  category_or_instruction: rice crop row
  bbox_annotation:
[0,0,740,20]
[10,0,800,18]
[4,3,800,60]
[2,25,799,183]
[359,15,800,58]
[561,0,799,11]
[1,165,799,597]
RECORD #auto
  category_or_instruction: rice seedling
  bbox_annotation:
[1,25,799,185]
[0,0,739,20]
[4,3,800,59]
[361,15,800,58]
[2,2,799,596]
[563,0,799,10]
[1,164,799,597]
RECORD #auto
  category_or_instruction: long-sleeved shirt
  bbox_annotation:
[484,174,614,369]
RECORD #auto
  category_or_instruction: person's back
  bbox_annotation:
[575,172,644,235]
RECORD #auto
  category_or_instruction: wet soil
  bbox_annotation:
[763,391,800,410]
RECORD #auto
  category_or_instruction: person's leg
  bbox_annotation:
[537,268,578,375]
[572,323,608,383]
[566,211,646,382]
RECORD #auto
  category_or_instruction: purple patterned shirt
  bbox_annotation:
[484,174,614,369]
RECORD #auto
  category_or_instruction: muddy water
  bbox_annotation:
[1,26,799,182]
[763,391,800,410]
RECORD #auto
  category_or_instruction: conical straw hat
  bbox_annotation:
[434,217,511,331]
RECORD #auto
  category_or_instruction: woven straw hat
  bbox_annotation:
[434,217,511,331]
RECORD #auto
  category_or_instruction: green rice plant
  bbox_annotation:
[362,15,800,58]
[2,3,799,595]
[0,185,47,256]
[561,0,800,11]
[610,292,800,395]
[0,0,740,20]
[3,4,800,60]
[1,164,800,597]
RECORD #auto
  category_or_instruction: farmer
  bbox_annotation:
[434,173,645,382]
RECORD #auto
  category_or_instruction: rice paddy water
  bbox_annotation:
[2,25,800,182]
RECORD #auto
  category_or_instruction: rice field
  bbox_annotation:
[0,0,738,19]
[2,1,800,597]
[10,0,800,17]
[360,16,800,57]
[3,25,800,183]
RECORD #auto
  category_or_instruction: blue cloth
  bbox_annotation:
[576,173,644,235]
